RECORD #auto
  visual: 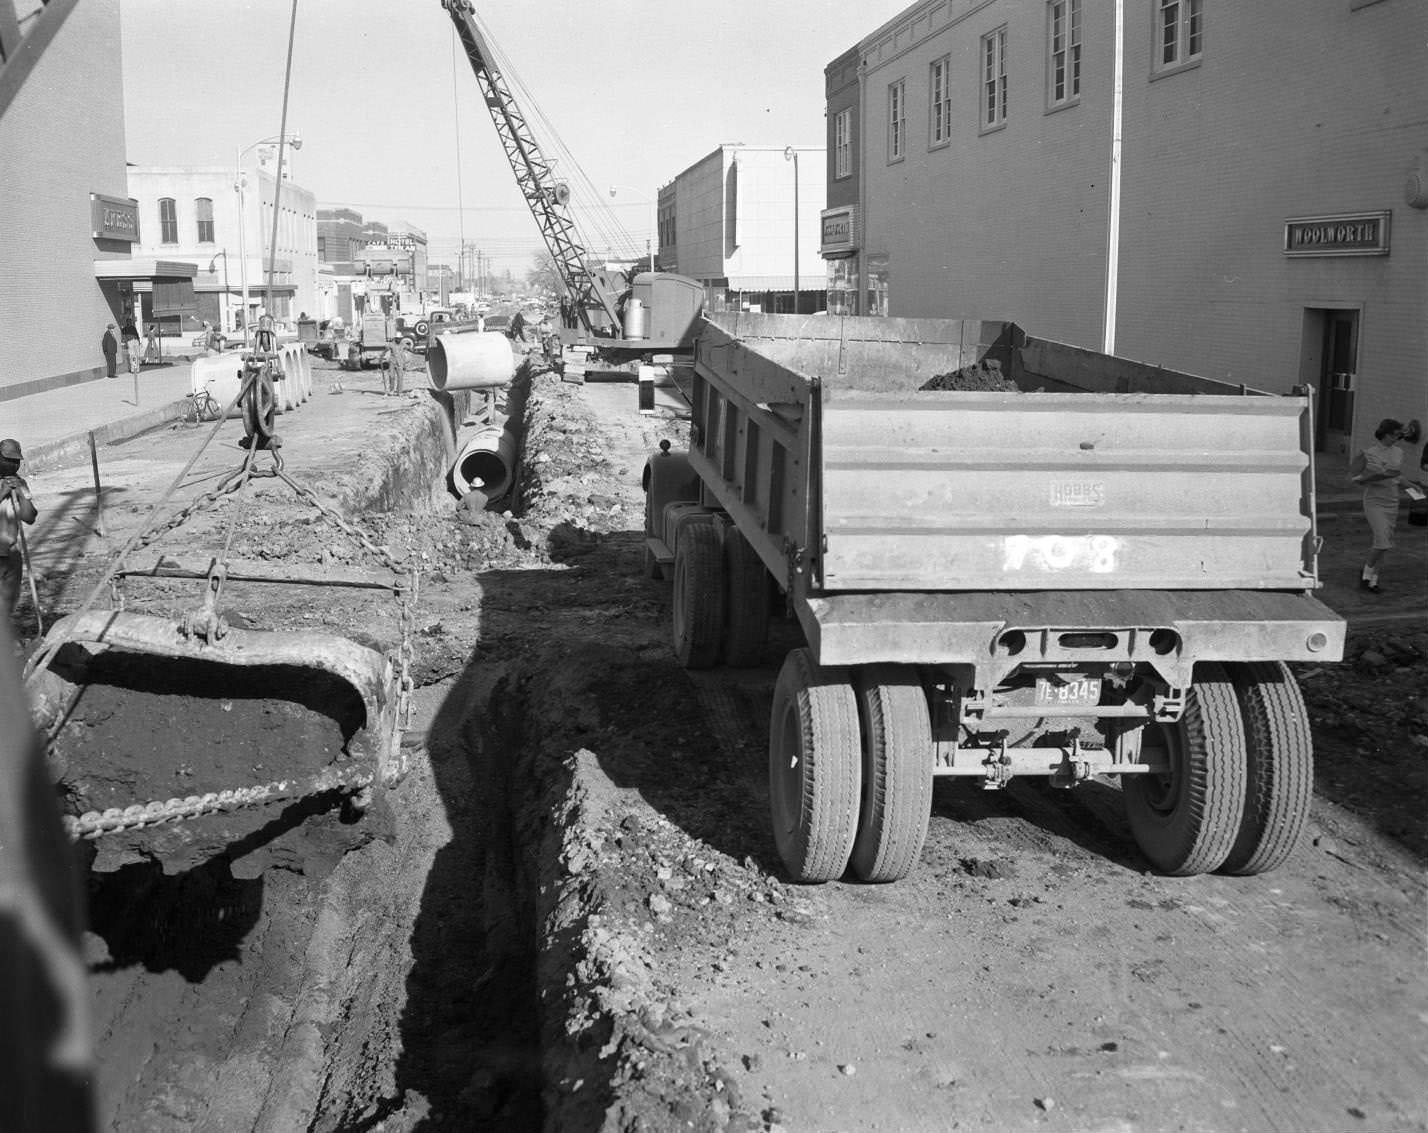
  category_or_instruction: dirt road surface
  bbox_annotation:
[21,355,1426,1131]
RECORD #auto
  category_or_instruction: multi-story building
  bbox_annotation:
[825,0,1426,456]
[317,207,366,275]
[128,149,318,332]
[658,144,827,314]
[0,0,196,399]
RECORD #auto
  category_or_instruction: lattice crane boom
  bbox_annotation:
[440,0,623,336]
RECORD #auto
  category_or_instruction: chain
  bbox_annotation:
[62,760,378,841]
[276,469,418,727]
[50,446,420,840]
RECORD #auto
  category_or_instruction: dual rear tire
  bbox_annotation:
[1122,660,1313,876]
[671,520,769,669]
[769,650,932,884]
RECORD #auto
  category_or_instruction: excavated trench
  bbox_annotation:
[70,361,599,1129]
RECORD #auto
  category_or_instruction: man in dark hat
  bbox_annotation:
[0,439,38,615]
[102,323,119,379]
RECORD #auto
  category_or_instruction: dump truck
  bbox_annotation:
[642,313,1344,883]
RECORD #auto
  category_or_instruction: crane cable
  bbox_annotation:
[469,9,642,261]
[263,0,300,320]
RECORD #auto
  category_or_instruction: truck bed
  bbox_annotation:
[690,314,1318,594]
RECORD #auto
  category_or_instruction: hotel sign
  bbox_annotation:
[91,193,139,242]
[1284,211,1390,257]
[820,206,857,256]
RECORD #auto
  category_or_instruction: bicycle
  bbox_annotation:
[181,389,223,426]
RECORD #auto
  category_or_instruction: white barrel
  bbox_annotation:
[298,350,313,400]
[190,354,245,420]
[449,424,518,500]
[427,331,515,392]
[623,297,648,340]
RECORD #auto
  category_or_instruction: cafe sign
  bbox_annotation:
[1284,210,1390,257]
[820,205,857,257]
[90,192,139,243]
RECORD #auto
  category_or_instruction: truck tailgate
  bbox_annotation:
[819,389,1313,591]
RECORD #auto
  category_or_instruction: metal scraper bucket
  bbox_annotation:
[29,610,407,875]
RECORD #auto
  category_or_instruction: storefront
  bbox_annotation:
[820,205,859,315]
[93,258,199,340]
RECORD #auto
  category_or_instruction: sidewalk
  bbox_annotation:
[3,358,201,473]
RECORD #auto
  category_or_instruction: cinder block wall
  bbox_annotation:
[0,0,130,399]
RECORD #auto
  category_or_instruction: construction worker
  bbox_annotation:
[381,339,407,397]
[0,438,39,616]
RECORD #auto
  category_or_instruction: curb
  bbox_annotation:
[25,399,190,474]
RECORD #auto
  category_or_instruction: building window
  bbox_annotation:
[1047,0,1082,107]
[982,26,1008,130]
[1156,0,1203,71]
[834,108,852,179]
[930,56,952,146]
[888,79,906,162]
[195,197,214,243]
[158,198,178,244]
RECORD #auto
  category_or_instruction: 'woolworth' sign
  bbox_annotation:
[1284,211,1390,257]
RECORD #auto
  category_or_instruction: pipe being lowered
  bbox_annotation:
[427,331,515,391]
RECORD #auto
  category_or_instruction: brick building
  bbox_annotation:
[0,0,188,399]
[825,0,1427,455]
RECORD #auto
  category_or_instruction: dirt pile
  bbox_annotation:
[1296,625,1428,861]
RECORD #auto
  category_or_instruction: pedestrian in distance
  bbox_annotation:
[101,322,119,379]
[1349,417,1413,593]
[508,309,526,343]
[143,322,160,364]
[0,439,39,617]
[121,317,141,375]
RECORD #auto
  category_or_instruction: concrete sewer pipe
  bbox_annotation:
[449,423,518,501]
[426,331,516,392]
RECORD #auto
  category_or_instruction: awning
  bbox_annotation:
[725,275,799,291]
[93,258,198,282]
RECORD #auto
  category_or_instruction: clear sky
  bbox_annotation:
[119,0,911,279]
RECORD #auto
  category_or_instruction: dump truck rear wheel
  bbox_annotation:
[723,525,768,668]
[1123,662,1247,876]
[769,648,861,883]
[1218,661,1313,875]
[849,667,933,883]
[673,522,724,668]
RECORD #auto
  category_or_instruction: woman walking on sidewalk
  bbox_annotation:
[1351,417,1410,593]
[121,317,142,375]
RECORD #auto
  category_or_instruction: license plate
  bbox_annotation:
[1035,676,1102,707]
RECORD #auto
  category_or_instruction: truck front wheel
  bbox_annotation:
[1122,662,1247,876]
[673,522,724,669]
[769,648,861,883]
[850,668,933,883]
[1218,662,1314,875]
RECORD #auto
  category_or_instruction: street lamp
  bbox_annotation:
[784,146,800,315]
[235,132,302,346]
[208,250,231,334]
[608,185,656,275]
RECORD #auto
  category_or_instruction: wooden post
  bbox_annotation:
[88,430,105,537]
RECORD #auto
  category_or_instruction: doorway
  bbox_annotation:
[1303,308,1359,454]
